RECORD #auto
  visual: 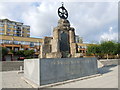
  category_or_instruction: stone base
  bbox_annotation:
[46,52,62,58]
[24,57,98,86]
[72,53,83,58]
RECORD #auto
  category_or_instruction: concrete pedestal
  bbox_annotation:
[24,57,98,86]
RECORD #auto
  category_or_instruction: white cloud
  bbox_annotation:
[22,2,59,37]
[0,1,118,43]
[100,27,118,41]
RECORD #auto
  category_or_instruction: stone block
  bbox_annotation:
[74,53,83,58]
[46,52,62,58]
[70,43,77,56]
[24,59,40,85]
[51,39,60,52]
[24,57,98,86]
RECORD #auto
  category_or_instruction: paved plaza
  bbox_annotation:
[1,65,118,88]
[2,71,32,88]
[52,65,118,88]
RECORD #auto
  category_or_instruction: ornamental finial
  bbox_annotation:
[58,2,68,19]
[61,2,64,6]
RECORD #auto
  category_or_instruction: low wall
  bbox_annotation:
[24,57,98,86]
[99,59,118,66]
[1,61,24,71]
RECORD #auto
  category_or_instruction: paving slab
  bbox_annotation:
[52,65,118,88]
[2,71,32,88]
[1,65,118,88]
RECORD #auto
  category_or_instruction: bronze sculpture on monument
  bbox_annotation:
[40,3,83,58]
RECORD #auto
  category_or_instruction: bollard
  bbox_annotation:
[107,54,108,60]
[117,54,119,59]
[17,66,23,74]
[20,66,23,72]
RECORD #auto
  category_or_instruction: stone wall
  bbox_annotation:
[24,57,98,86]
[1,61,24,71]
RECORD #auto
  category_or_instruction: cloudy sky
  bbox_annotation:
[0,1,118,43]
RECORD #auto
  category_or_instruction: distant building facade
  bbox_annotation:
[0,19,30,37]
[0,35,43,61]
[75,35,83,43]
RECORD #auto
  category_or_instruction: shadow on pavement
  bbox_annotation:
[98,65,117,74]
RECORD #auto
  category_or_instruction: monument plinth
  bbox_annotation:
[40,4,82,58]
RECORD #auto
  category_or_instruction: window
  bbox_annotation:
[0,21,3,24]
[34,42,37,45]
[6,47,12,51]
[14,26,17,29]
[0,33,4,35]
[0,24,4,27]
[9,34,13,35]
[7,29,11,32]
[9,40,13,44]
[30,42,34,47]
[12,23,15,25]
[0,28,4,31]
[8,25,12,28]
[78,46,82,48]
[7,22,12,25]
[20,48,24,50]
[14,47,19,51]
[14,41,19,44]
[13,34,17,36]
[0,39,2,44]
[24,41,30,45]
[27,28,30,31]
[34,49,37,52]
[34,42,41,46]
[16,34,21,36]
[13,30,16,33]
[7,33,13,35]
[21,41,25,45]
[16,31,21,33]
[2,40,12,44]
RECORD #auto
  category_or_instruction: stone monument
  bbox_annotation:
[40,3,82,58]
[24,3,98,86]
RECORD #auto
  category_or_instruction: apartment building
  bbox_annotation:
[1,35,43,61]
[77,43,94,56]
[0,19,30,37]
